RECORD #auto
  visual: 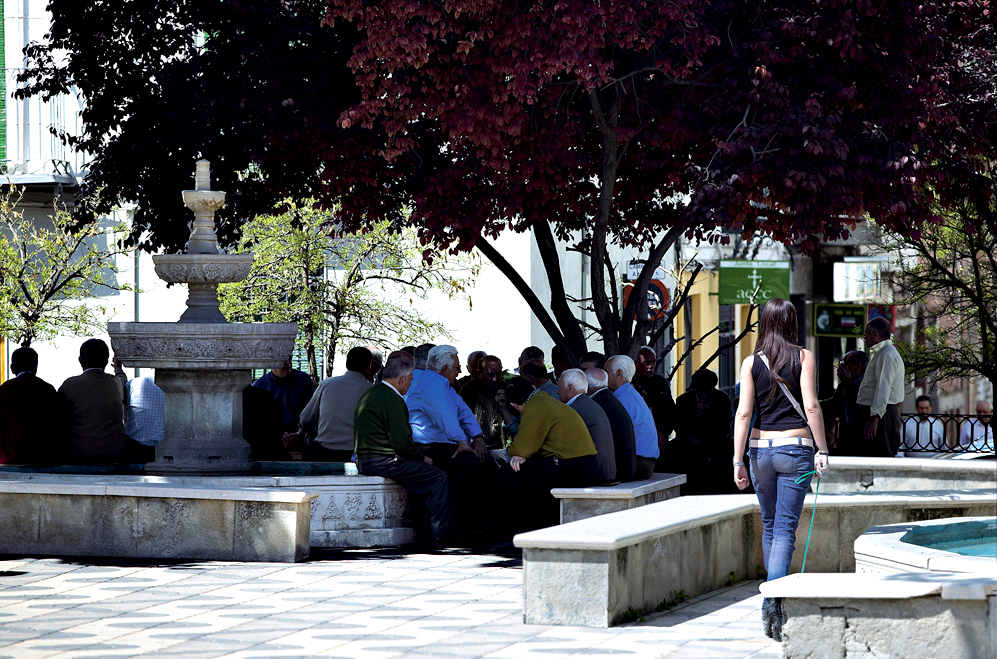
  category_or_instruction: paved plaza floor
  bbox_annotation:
[0,548,780,659]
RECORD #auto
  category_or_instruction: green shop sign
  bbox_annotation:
[813,303,866,337]
[718,260,790,305]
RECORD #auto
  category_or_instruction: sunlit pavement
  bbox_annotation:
[0,549,779,659]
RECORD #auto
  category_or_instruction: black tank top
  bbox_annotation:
[751,352,806,431]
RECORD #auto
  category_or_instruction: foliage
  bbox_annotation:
[324,0,997,362]
[0,188,131,347]
[883,192,997,384]
[17,0,997,366]
[16,0,407,253]
[218,202,478,381]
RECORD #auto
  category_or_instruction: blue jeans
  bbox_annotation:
[749,445,814,583]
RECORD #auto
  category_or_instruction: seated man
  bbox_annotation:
[0,347,66,464]
[58,339,128,463]
[123,375,165,463]
[580,351,606,370]
[520,360,559,397]
[960,401,993,451]
[460,355,508,449]
[253,356,315,445]
[456,350,487,393]
[405,345,492,534]
[243,384,293,461]
[355,352,453,541]
[558,368,616,483]
[299,346,373,462]
[901,395,945,456]
[586,367,636,482]
[606,355,659,480]
[496,377,597,533]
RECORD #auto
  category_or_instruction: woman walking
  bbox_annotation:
[733,298,829,641]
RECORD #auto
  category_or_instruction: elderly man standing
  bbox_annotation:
[253,355,315,445]
[856,317,906,456]
[497,377,596,533]
[406,345,492,535]
[633,347,676,460]
[299,346,373,462]
[354,351,453,542]
[558,368,616,483]
[586,368,636,482]
[606,354,658,480]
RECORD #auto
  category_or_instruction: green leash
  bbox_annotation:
[795,470,821,573]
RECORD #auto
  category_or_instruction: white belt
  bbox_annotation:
[750,437,814,448]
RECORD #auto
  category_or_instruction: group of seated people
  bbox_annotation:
[333,344,670,543]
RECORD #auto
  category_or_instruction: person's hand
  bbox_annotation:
[657,431,667,454]
[471,436,487,462]
[423,456,434,466]
[864,415,879,441]
[281,432,296,448]
[510,455,526,472]
[112,355,123,371]
[733,464,749,490]
[494,389,508,408]
[815,453,829,477]
[452,440,474,459]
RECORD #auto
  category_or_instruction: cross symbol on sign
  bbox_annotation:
[748,269,763,288]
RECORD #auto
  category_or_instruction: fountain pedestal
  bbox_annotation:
[107,160,298,475]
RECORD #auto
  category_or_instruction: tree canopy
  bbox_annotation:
[19,0,997,364]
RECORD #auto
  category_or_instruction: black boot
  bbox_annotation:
[761,598,775,639]
[770,597,784,642]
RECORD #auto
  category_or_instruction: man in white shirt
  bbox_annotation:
[959,401,993,451]
[901,395,945,456]
[856,317,906,456]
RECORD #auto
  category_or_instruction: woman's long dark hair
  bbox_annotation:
[754,298,801,402]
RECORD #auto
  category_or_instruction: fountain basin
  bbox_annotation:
[854,516,997,575]
[108,321,297,369]
[152,253,254,283]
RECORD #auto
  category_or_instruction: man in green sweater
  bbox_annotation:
[354,351,453,540]
[495,376,597,534]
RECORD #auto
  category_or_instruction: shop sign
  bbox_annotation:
[814,303,866,337]
[718,260,790,305]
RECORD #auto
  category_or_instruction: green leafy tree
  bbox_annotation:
[884,193,997,384]
[0,188,131,347]
[219,202,478,381]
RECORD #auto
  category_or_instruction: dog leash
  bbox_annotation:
[794,469,821,573]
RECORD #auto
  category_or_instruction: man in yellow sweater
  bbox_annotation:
[496,377,596,534]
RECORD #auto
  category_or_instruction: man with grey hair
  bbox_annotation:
[354,351,453,542]
[606,354,658,480]
[405,345,493,536]
[586,367,636,482]
[558,369,616,483]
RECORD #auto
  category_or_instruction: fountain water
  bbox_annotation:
[107,160,297,474]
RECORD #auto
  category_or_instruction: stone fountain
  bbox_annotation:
[107,160,297,474]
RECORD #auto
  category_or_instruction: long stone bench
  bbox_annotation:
[513,489,997,627]
[817,456,996,493]
[759,573,997,659]
[551,473,686,523]
[0,462,416,549]
[0,479,315,562]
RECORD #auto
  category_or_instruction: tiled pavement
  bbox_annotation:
[0,549,780,659]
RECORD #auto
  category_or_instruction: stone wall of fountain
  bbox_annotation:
[108,160,297,474]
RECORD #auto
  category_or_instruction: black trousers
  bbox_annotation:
[304,441,354,463]
[422,443,496,534]
[495,454,595,534]
[357,455,453,538]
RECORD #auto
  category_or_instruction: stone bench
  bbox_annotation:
[0,479,316,562]
[759,573,997,659]
[551,473,686,523]
[514,489,997,627]
[0,462,416,549]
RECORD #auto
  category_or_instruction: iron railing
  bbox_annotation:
[825,413,994,454]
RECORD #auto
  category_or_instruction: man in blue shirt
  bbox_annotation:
[606,354,659,481]
[406,345,493,535]
[253,356,315,447]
